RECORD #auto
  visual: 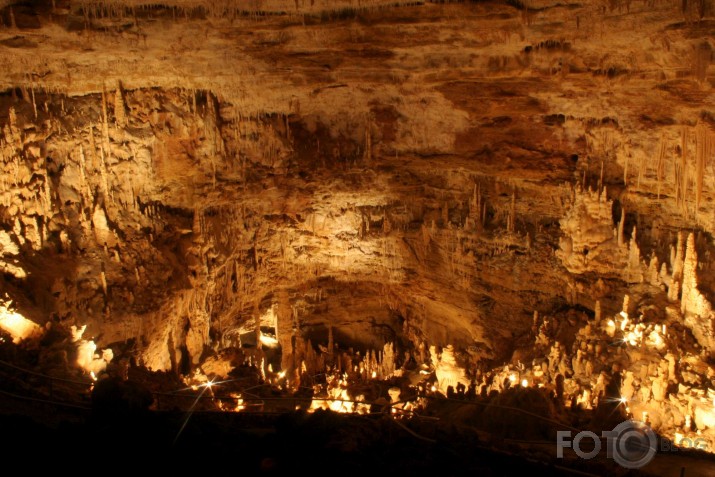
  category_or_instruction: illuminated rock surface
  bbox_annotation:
[0,0,714,472]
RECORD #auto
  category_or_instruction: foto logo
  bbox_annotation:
[557,420,658,469]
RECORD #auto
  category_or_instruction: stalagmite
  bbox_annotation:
[277,290,294,376]
[678,232,715,352]
[681,232,699,315]
[648,254,660,286]
[627,226,643,282]
[669,232,685,302]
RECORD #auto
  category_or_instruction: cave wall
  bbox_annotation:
[0,0,713,373]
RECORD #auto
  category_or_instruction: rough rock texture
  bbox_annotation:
[0,0,714,412]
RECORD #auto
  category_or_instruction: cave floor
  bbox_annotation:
[1,389,714,476]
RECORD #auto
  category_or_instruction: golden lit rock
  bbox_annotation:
[0,0,714,466]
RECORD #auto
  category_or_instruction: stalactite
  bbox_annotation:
[637,154,644,190]
[363,114,372,162]
[98,144,111,207]
[617,207,625,248]
[382,210,392,234]
[114,80,127,128]
[507,190,516,233]
[88,123,99,171]
[695,123,705,210]
[656,133,666,200]
[42,169,52,218]
[469,183,481,230]
[30,86,37,120]
[680,127,688,211]
[101,85,109,145]
[327,323,334,356]
[77,145,91,205]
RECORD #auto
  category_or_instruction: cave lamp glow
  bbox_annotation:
[0,300,41,344]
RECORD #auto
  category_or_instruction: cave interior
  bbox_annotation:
[0,0,715,473]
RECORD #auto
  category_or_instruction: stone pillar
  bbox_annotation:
[277,288,294,378]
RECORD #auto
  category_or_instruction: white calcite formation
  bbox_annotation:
[0,297,42,343]
[431,345,469,394]
[681,233,715,351]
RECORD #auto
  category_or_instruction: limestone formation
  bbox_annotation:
[0,0,713,460]
[681,233,715,352]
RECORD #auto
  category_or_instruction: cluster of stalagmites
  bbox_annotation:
[559,186,714,351]
[541,185,714,446]
[410,188,715,448]
[189,277,715,445]
[413,289,713,449]
[528,295,714,449]
[189,329,420,413]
